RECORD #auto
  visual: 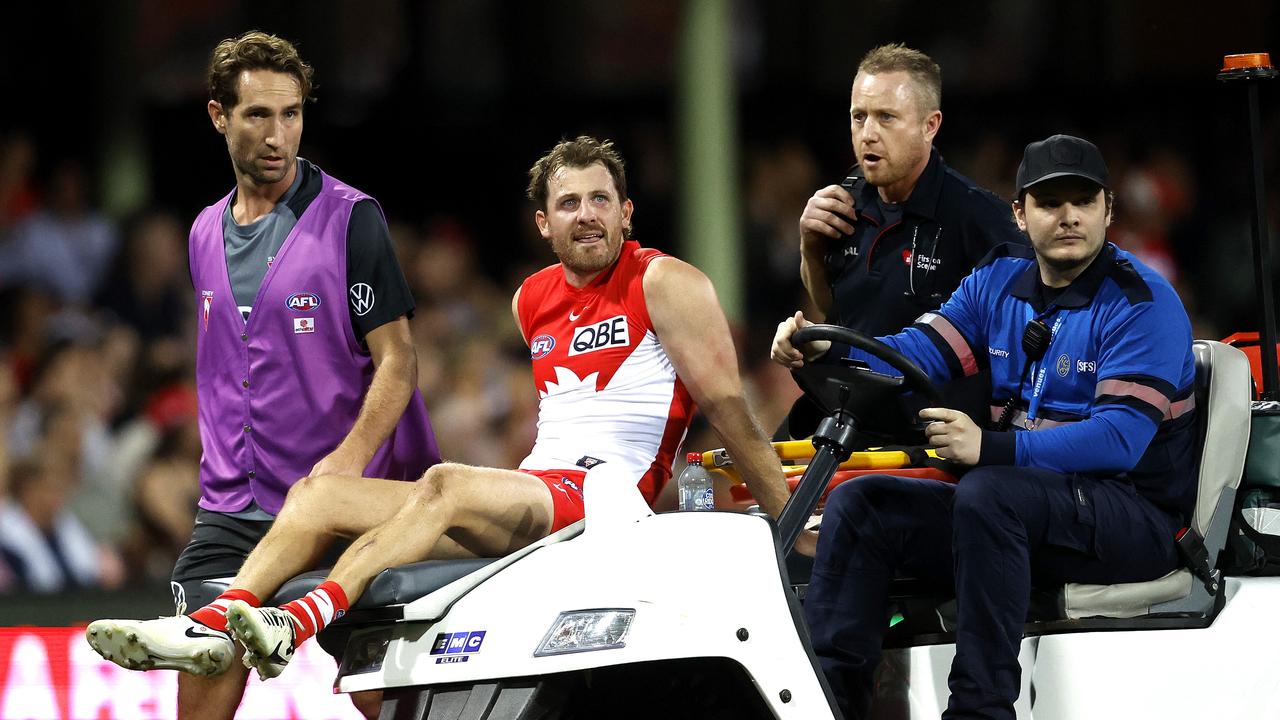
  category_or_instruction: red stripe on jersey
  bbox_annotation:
[642,376,695,502]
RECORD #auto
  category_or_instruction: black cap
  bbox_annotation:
[1015,134,1109,197]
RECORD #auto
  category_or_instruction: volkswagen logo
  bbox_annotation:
[349,283,375,316]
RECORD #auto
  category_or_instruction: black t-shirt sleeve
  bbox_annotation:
[346,199,415,343]
[964,189,1028,262]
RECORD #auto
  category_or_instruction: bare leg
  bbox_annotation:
[349,690,383,720]
[177,656,249,720]
[228,474,474,600]
[328,463,556,600]
[224,464,557,681]
[175,644,381,718]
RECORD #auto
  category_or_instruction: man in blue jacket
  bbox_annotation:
[773,134,1196,719]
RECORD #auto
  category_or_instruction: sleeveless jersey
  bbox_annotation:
[516,241,695,503]
[189,168,439,514]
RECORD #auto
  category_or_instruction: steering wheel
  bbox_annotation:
[789,324,943,436]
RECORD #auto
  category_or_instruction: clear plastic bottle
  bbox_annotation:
[677,452,715,511]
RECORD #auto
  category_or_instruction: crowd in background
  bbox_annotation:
[0,114,1272,595]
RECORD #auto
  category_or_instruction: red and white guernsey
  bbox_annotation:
[516,241,696,503]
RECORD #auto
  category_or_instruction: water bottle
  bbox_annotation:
[677,452,715,511]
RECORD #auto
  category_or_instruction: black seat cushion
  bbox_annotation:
[198,559,500,657]
[264,558,499,609]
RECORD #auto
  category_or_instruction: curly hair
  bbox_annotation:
[207,31,314,110]
[527,136,628,210]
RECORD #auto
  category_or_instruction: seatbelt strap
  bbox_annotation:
[1176,526,1221,594]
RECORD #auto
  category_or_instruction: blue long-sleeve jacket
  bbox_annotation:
[849,242,1198,518]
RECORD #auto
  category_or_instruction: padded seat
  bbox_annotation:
[269,558,497,609]
[200,558,498,616]
[200,558,498,657]
[1060,340,1252,619]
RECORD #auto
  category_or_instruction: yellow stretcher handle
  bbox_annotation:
[696,442,942,487]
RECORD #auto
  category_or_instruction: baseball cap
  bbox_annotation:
[1015,134,1109,197]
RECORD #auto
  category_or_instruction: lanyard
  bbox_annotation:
[906,225,943,297]
[1026,310,1067,421]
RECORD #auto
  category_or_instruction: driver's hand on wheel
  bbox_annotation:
[771,311,831,368]
[921,408,981,466]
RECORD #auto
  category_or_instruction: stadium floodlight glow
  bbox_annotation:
[534,609,635,657]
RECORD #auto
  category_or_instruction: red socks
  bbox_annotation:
[280,581,350,646]
[189,582,351,648]
[190,588,261,632]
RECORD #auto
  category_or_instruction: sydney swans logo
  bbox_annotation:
[539,366,600,398]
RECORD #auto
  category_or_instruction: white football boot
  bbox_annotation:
[85,615,234,675]
[225,600,298,680]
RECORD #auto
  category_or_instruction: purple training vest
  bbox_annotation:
[189,168,440,514]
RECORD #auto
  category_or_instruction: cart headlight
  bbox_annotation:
[338,627,392,677]
[534,609,634,657]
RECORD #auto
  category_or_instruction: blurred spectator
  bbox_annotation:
[0,158,119,305]
[124,385,201,581]
[0,283,60,390]
[1109,148,1195,286]
[7,333,134,546]
[407,217,509,335]
[97,208,192,343]
[428,335,523,466]
[0,352,16,592]
[743,138,820,352]
[9,338,116,481]
[401,216,531,465]
[0,131,38,234]
[0,456,124,593]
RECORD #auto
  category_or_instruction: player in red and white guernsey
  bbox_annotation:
[143,136,801,685]
[516,238,695,511]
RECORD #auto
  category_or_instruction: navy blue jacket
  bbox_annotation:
[824,148,1027,335]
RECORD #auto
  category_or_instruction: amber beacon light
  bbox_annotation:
[1220,52,1275,76]
[1218,51,1278,399]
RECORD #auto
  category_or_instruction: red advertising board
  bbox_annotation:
[0,627,362,720]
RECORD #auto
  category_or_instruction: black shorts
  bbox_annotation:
[170,508,350,656]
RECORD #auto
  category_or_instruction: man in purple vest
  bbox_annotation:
[85,31,440,720]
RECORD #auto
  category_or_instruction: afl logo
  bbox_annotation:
[286,292,321,312]
[1056,354,1071,378]
[530,335,556,359]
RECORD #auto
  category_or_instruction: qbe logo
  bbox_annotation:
[430,630,486,664]
[568,315,629,357]
[530,334,556,360]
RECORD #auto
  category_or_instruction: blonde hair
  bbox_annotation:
[857,43,941,113]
